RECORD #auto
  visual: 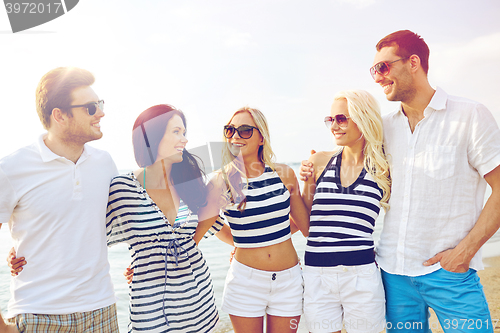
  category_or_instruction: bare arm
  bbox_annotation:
[289,218,300,234]
[302,151,336,212]
[276,164,310,237]
[193,175,226,245]
[215,224,234,246]
[0,308,18,333]
[424,165,500,272]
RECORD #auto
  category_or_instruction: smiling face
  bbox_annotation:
[155,114,188,164]
[372,46,416,103]
[226,111,263,160]
[64,85,104,144]
[330,98,364,148]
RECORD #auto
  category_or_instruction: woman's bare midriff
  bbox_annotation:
[233,238,299,271]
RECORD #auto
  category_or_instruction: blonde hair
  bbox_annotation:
[334,90,391,211]
[220,107,276,211]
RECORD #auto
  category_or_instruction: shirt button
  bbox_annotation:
[342,267,348,272]
[76,181,80,185]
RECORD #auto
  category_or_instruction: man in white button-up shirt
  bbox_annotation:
[0,67,119,332]
[371,30,500,333]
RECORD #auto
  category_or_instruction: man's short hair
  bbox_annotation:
[376,30,430,75]
[36,67,95,130]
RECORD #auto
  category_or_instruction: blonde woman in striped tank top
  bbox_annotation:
[195,107,311,333]
[300,90,391,333]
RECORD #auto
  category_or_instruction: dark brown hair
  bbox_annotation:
[376,30,430,74]
[132,104,208,213]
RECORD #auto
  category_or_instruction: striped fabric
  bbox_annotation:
[106,174,222,333]
[305,151,383,267]
[224,166,292,248]
[7,303,118,333]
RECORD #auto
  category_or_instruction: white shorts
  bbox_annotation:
[221,259,303,317]
[303,263,386,333]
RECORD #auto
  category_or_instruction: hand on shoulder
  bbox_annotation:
[305,149,340,182]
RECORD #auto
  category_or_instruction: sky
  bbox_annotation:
[1,0,499,170]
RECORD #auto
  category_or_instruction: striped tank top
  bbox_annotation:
[305,150,383,267]
[224,166,292,248]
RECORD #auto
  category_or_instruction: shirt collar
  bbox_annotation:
[36,133,91,164]
[426,86,447,112]
[395,86,448,116]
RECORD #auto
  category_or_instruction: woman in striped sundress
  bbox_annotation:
[300,90,391,333]
[196,107,311,333]
[106,104,229,333]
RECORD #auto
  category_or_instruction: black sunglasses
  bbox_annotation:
[64,100,104,116]
[324,114,350,128]
[224,125,259,139]
[370,57,408,80]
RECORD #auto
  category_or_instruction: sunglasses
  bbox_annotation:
[369,57,408,80]
[324,114,350,128]
[224,125,259,139]
[65,100,104,116]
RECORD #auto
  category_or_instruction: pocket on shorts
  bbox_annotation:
[354,265,385,303]
[438,267,474,281]
[424,145,456,180]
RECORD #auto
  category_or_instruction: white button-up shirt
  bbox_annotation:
[376,87,500,276]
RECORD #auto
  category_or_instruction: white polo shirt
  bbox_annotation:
[376,87,500,277]
[0,134,118,317]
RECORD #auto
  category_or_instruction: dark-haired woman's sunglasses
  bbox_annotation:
[224,125,259,139]
[324,114,350,129]
[369,57,408,80]
[64,100,104,116]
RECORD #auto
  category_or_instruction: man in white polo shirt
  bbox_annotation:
[370,30,500,332]
[0,67,118,332]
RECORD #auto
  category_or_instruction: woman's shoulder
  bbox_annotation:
[310,149,340,166]
[310,149,342,181]
[273,163,297,185]
[110,172,138,188]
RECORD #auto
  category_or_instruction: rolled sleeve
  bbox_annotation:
[468,104,500,177]
[0,166,18,224]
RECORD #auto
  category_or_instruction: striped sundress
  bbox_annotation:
[106,173,221,333]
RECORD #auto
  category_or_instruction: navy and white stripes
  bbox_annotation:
[224,166,292,248]
[305,151,383,267]
[106,173,221,333]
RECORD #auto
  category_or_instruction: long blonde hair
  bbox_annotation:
[220,107,276,211]
[334,90,391,211]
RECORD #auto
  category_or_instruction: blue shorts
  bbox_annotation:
[381,269,493,333]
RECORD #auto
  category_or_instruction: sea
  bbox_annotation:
[0,163,499,333]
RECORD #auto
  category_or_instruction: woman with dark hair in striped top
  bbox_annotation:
[195,107,310,333]
[106,104,231,333]
[301,90,391,333]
